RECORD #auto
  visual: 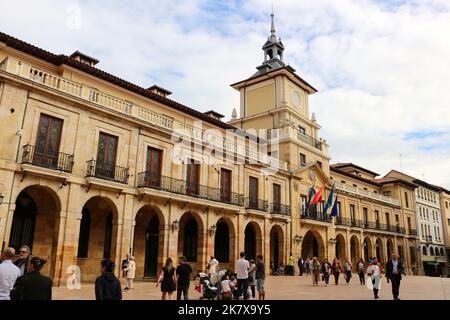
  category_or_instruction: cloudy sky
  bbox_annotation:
[1,0,449,188]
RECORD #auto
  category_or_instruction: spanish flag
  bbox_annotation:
[310,184,326,205]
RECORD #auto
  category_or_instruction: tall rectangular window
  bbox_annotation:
[300,195,307,216]
[273,184,281,211]
[249,177,259,206]
[363,208,368,225]
[186,159,200,195]
[375,210,380,226]
[145,147,162,187]
[404,192,409,208]
[96,132,118,179]
[220,169,232,202]
[300,153,306,166]
[407,217,411,232]
[34,114,63,168]
[350,205,356,222]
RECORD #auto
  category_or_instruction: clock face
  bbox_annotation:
[292,90,302,108]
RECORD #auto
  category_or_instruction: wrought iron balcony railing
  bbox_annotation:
[408,229,417,236]
[86,160,129,184]
[301,209,331,223]
[245,198,268,212]
[351,219,364,228]
[297,132,323,151]
[335,216,352,227]
[21,145,74,173]
[137,172,244,206]
[269,203,291,216]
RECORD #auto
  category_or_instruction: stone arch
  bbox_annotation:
[430,247,435,256]
[77,196,119,281]
[363,237,372,262]
[133,205,166,279]
[301,229,325,262]
[177,212,205,272]
[9,185,61,279]
[244,221,263,261]
[214,217,236,268]
[270,225,285,271]
[350,235,360,265]
[422,246,427,256]
[335,233,346,260]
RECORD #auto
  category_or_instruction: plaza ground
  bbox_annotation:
[53,274,450,300]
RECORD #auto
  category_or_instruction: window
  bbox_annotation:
[422,246,427,256]
[186,159,200,195]
[145,147,163,187]
[96,132,118,179]
[395,215,400,226]
[317,161,322,169]
[375,210,380,225]
[300,153,306,166]
[298,126,306,135]
[363,208,368,224]
[273,184,281,210]
[300,195,307,215]
[446,201,448,209]
[384,191,391,197]
[407,217,411,232]
[77,208,90,258]
[385,212,390,226]
[34,114,63,168]
[350,205,356,222]
[220,169,232,202]
[353,184,357,188]
[337,201,342,217]
[404,192,409,208]
[249,177,259,206]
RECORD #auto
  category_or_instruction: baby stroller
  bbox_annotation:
[196,272,219,300]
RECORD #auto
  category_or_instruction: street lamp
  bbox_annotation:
[209,224,217,235]
[171,219,180,232]
[293,235,303,244]
[329,238,337,246]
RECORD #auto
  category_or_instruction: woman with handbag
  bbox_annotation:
[367,258,382,299]
[356,259,366,285]
[311,257,321,286]
[331,258,344,285]
[321,258,331,287]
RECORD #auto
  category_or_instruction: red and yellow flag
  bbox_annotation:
[310,184,326,205]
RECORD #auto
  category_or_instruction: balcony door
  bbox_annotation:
[249,177,259,208]
[96,132,118,180]
[220,169,232,202]
[145,147,162,187]
[34,114,63,168]
[273,184,281,212]
[186,159,200,195]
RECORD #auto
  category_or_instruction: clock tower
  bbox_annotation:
[228,13,331,175]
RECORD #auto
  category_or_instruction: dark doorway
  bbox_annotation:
[271,231,280,270]
[144,215,160,277]
[245,224,256,260]
[214,220,230,263]
[183,218,198,262]
[9,192,37,252]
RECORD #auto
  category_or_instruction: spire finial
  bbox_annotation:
[271,6,276,36]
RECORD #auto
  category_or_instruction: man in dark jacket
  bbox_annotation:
[95,259,122,300]
[386,253,404,300]
[10,257,52,300]
[14,245,31,276]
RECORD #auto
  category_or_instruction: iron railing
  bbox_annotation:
[137,172,244,206]
[21,145,74,173]
[269,203,291,216]
[408,229,417,236]
[297,132,323,151]
[335,216,352,227]
[301,209,331,223]
[86,160,129,184]
[245,197,268,212]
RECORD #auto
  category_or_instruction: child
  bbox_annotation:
[221,274,232,300]
[229,275,238,299]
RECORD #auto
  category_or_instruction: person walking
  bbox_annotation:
[356,259,366,285]
[94,259,122,300]
[235,251,250,300]
[344,258,352,285]
[0,248,21,300]
[305,258,311,276]
[255,255,266,300]
[10,257,52,300]
[175,256,192,300]
[297,256,304,276]
[121,253,130,290]
[206,256,219,284]
[123,255,136,291]
[322,258,332,287]
[14,245,31,276]
[386,253,404,300]
[248,259,257,299]
[311,257,321,286]
[288,253,295,276]
[331,258,343,285]
[367,258,382,299]
[156,258,176,300]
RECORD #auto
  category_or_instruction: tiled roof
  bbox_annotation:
[331,163,379,177]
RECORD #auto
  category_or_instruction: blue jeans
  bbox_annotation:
[345,271,352,283]
[177,284,189,300]
[324,273,330,285]
[237,278,249,300]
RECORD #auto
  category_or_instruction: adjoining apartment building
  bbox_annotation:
[0,15,434,286]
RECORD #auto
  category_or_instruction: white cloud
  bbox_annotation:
[0,0,449,188]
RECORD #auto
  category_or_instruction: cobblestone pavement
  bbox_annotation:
[53,274,450,300]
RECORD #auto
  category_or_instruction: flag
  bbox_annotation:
[331,194,339,217]
[310,184,326,205]
[324,183,335,213]
[306,187,315,209]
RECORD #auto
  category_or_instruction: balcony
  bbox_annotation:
[137,172,244,207]
[335,216,352,227]
[21,145,74,173]
[334,182,400,207]
[297,132,323,151]
[351,219,364,228]
[245,198,268,212]
[301,209,331,223]
[0,57,288,172]
[86,160,129,184]
[269,203,291,216]
[425,235,433,243]
[408,229,417,236]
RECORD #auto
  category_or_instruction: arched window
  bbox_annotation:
[9,192,37,252]
[77,208,90,258]
[430,247,434,256]
[103,212,113,258]
[422,246,427,256]
[183,218,198,262]
[441,248,445,256]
